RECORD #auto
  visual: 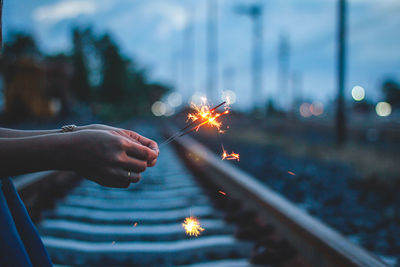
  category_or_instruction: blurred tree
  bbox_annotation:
[2,32,39,60]
[95,33,170,116]
[96,34,129,104]
[1,33,51,121]
[71,28,91,102]
[382,79,400,108]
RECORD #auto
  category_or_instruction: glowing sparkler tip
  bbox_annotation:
[288,171,296,176]
[182,216,204,237]
[218,190,226,195]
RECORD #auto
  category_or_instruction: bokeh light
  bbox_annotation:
[375,102,391,117]
[164,104,175,117]
[151,101,166,116]
[167,92,183,107]
[221,90,237,104]
[299,103,312,118]
[351,86,365,101]
[310,101,324,116]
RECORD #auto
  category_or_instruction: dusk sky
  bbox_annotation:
[3,0,400,110]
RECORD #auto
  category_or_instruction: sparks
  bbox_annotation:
[182,216,204,237]
[187,98,229,133]
[221,145,240,161]
[218,190,226,195]
[288,171,296,176]
[133,222,138,227]
[159,100,229,147]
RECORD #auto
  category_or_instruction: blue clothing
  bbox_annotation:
[0,177,52,267]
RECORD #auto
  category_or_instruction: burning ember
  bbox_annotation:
[187,98,229,134]
[160,99,229,147]
[182,216,204,237]
[218,190,226,195]
[288,171,296,176]
[221,145,240,161]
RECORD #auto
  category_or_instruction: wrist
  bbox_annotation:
[51,132,77,171]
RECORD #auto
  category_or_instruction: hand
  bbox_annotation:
[79,124,159,166]
[68,129,158,188]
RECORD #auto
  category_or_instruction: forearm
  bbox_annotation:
[0,127,62,138]
[0,133,73,177]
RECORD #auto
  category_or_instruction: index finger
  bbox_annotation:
[132,133,159,153]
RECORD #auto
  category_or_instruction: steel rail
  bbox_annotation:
[167,127,388,267]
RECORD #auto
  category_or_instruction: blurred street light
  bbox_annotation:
[375,102,391,117]
[351,85,365,101]
[151,101,167,116]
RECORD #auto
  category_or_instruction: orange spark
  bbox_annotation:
[187,98,229,133]
[218,190,226,195]
[133,222,138,227]
[288,171,296,176]
[221,145,240,161]
[182,216,204,237]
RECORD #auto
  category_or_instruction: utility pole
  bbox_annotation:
[207,0,218,102]
[235,4,263,110]
[278,34,290,109]
[183,21,195,99]
[336,0,347,146]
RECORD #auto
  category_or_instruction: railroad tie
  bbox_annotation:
[38,139,256,266]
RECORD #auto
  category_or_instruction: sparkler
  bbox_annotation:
[160,100,228,147]
[182,216,204,237]
[221,145,240,161]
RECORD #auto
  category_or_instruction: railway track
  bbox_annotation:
[16,126,388,266]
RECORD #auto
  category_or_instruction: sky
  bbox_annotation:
[3,0,400,110]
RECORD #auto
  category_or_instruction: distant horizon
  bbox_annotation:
[3,0,400,111]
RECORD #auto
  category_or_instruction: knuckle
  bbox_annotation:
[137,162,147,172]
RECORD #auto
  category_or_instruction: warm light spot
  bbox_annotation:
[299,103,312,118]
[111,241,116,245]
[218,190,226,195]
[288,171,296,176]
[310,102,323,116]
[182,216,204,237]
[151,101,166,116]
[352,86,365,101]
[133,222,138,227]
[376,102,391,117]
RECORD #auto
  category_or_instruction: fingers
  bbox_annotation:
[119,155,147,175]
[130,132,159,154]
[148,158,157,167]
[124,140,158,165]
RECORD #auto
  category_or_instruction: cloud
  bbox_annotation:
[142,2,189,39]
[33,0,97,23]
